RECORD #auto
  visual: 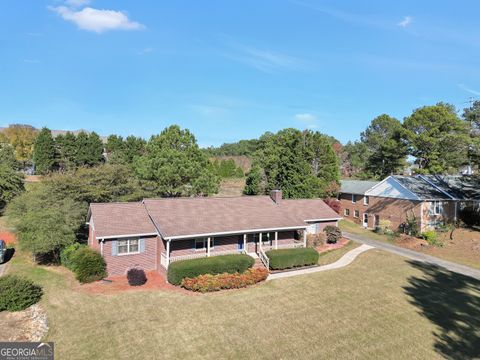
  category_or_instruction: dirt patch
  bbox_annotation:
[79,271,195,296]
[316,237,349,253]
[394,234,429,250]
[389,228,480,269]
[0,305,48,341]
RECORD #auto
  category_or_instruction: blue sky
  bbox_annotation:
[1,1,479,146]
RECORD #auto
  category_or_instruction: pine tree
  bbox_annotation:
[134,125,219,196]
[404,103,469,173]
[361,114,408,178]
[32,127,55,174]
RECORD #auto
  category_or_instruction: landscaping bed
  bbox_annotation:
[167,254,255,285]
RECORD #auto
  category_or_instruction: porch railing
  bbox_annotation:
[164,249,242,263]
[258,248,270,269]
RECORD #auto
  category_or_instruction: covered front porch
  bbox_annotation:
[160,229,307,269]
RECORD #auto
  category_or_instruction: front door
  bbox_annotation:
[363,213,369,228]
[237,236,244,252]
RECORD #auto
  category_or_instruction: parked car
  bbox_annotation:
[0,240,5,263]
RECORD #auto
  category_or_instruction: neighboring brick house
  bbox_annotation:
[87,190,342,276]
[339,175,480,232]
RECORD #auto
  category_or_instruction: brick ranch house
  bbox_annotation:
[87,190,342,276]
[339,175,480,231]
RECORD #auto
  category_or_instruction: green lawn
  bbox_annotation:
[339,219,397,243]
[317,240,360,266]
[6,247,480,359]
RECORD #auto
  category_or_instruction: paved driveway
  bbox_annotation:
[344,231,480,280]
[0,262,6,276]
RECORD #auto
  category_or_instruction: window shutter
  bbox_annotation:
[111,240,118,256]
[139,238,145,252]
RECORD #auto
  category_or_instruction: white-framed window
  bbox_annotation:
[354,210,359,218]
[429,201,442,215]
[117,238,139,255]
[344,208,350,216]
[364,196,369,206]
[195,238,214,251]
[352,194,357,203]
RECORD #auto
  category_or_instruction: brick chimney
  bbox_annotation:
[270,189,282,204]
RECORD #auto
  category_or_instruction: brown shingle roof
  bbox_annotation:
[89,202,157,239]
[89,196,341,240]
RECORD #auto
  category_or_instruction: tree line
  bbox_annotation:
[342,102,480,179]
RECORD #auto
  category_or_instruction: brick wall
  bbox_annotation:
[339,193,422,230]
[102,236,158,276]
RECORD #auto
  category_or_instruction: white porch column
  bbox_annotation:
[166,239,171,267]
[243,234,247,253]
[275,231,278,249]
[454,202,458,223]
[207,237,211,257]
[303,230,307,247]
[259,232,263,251]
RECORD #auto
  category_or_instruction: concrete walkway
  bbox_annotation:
[267,244,374,281]
[344,231,480,280]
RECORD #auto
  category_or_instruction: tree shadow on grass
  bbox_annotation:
[403,260,480,359]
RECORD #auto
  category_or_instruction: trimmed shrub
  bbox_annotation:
[60,243,84,271]
[167,254,255,285]
[266,248,319,270]
[127,268,147,286]
[421,231,442,247]
[0,275,43,312]
[71,247,107,283]
[375,219,393,235]
[181,268,269,292]
[459,205,480,227]
[323,225,342,244]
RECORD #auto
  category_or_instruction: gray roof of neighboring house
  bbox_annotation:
[340,180,379,195]
[420,175,480,201]
[391,176,452,200]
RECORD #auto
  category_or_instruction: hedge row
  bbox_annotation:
[167,254,255,285]
[266,248,319,270]
[61,244,107,283]
[181,268,269,292]
[0,275,43,312]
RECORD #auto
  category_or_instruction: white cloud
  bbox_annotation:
[64,0,91,7]
[49,5,145,33]
[294,113,317,122]
[458,84,480,96]
[23,59,40,64]
[398,16,412,28]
